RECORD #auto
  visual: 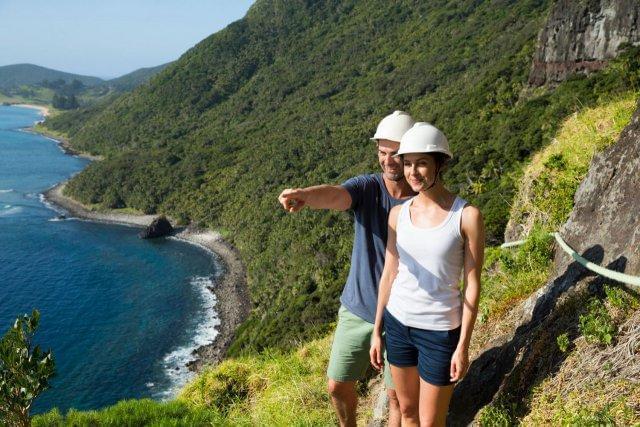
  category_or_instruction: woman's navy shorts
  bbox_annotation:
[383,308,460,386]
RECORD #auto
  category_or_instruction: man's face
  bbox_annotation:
[377,139,403,181]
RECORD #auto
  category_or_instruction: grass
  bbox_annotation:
[32,399,224,426]
[178,335,340,426]
[521,287,640,426]
[472,93,639,344]
[506,93,638,239]
[33,334,351,426]
[0,86,56,106]
[478,283,640,426]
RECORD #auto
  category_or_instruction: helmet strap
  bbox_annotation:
[423,164,440,191]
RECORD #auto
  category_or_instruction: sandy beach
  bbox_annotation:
[13,103,50,117]
[43,182,251,371]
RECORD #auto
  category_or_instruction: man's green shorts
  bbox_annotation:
[327,305,394,388]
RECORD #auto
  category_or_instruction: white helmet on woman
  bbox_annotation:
[396,122,452,158]
[371,110,415,142]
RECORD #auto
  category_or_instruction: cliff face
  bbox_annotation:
[529,0,640,86]
[449,100,640,426]
[557,100,640,278]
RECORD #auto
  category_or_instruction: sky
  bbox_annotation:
[0,0,255,79]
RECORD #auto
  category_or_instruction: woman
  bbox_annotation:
[369,122,484,426]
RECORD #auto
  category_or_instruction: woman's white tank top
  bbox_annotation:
[386,196,467,330]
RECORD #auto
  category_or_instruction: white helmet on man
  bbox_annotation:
[395,122,452,158]
[370,110,415,142]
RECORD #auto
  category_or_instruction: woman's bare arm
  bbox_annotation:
[450,205,484,381]
[370,205,401,369]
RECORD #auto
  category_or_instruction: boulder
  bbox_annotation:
[138,215,173,239]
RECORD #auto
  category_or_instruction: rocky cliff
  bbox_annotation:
[557,99,640,279]
[529,0,640,86]
[448,100,640,425]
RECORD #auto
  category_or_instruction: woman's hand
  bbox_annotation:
[370,332,384,371]
[450,346,469,382]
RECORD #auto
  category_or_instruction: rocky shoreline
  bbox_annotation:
[43,182,251,372]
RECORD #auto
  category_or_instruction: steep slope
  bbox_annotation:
[33,94,640,426]
[0,64,104,89]
[107,63,172,91]
[450,96,639,425]
[43,0,639,353]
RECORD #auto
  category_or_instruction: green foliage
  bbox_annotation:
[556,333,570,353]
[37,335,338,425]
[31,399,224,426]
[52,93,79,110]
[507,92,638,237]
[553,404,618,426]
[42,0,639,354]
[480,227,554,321]
[180,334,337,425]
[0,310,55,426]
[579,298,616,346]
[477,400,514,426]
[604,284,639,311]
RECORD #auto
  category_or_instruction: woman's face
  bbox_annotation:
[403,153,438,192]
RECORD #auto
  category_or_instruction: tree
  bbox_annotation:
[0,310,55,426]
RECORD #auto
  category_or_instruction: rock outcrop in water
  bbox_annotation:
[138,216,173,239]
[529,0,640,86]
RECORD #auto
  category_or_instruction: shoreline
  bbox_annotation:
[43,182,251,374]
[28,126,102,161]
[11,103,50,117]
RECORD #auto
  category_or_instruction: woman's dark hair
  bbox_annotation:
[431,152,450,180]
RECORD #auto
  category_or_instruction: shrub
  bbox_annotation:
[579,298,616,346]
[556,333,570,353]
[0,310,55,427]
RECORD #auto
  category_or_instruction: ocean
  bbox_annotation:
[0,105,220,414]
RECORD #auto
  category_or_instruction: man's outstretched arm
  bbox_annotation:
[278,185,352,212]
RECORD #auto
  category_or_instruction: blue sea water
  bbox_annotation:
[0,106,221,414]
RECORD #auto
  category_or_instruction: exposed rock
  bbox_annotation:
[138,215,173,239]
[556,99,640,278]
[448,101,640,425]
[529,0,640,86]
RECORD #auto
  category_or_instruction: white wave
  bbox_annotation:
[48,216,75,222]
[38,192,67,217]
[155,275,220,400]
[0,189,13,193]
[0,206,24,217]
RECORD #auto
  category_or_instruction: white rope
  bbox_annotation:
[500,232,640,288]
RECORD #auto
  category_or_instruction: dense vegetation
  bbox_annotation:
[43,0,639,353]
[34,94,639,425]
[106,63,171,91]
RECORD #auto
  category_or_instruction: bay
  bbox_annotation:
[0,105,219,413]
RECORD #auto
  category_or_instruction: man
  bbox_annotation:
[278,111,416,427]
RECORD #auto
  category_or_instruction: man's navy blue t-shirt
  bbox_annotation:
[340,173,409,323]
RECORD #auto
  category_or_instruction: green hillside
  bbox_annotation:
[43,0,639,353]
[34,94,639,425]
[0,64,104,89]
[107,63,172,91]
